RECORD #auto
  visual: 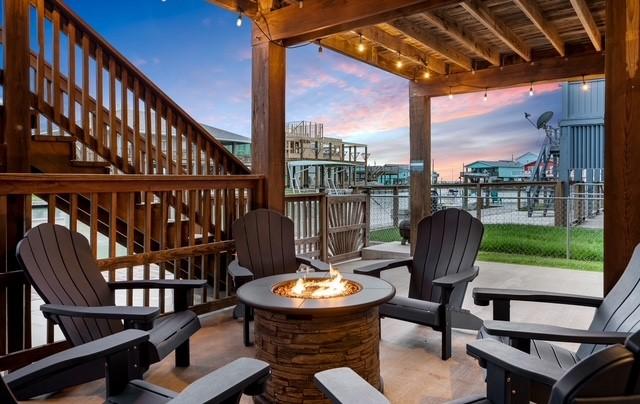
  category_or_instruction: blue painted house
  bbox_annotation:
[462,160,526,183]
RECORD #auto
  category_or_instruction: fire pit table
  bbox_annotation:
[237,271,395,403]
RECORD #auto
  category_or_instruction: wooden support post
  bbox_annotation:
[392,186,399,227]
[604,1,640,293]
[554,181,565,227]
[251,24,286,213]
[409,83,431,252]
[3,0,32,353]
[319,191,328,261]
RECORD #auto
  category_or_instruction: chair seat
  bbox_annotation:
[478,326,580,369]
[147,310,200,362]
[380,296,441,327]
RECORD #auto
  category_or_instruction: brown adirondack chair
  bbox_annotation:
[355,208,485,360]
[229,208,331,346]
[16,223,205,390]
[2,329,270,402]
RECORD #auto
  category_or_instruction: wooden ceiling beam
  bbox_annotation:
[512,0,564,56]
[411,51,604,97]
[256,0,460,45]
[207,0,259,18]
[389,19,472,70]
[358,26,446,74]
[460,0,531,62]
[569,0,602,51]
[319,36,414,80]
[421,11,500,66]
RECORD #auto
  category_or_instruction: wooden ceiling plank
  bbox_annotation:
[320,36,414,80]
[569,0,602,51]
[207,0,259,17]
[460,0,531,62]
[512,0,564,56]
[358,26,446,74]
[389,19,473,70]
[421,11,500,66]
[258,0,460,45]
[411,51,604,97]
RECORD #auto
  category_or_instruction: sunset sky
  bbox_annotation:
[66,0,563,181]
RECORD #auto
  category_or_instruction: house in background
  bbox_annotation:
[201,124,252,167]
[462,160,526,183]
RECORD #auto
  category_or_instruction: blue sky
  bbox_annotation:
[65,0,563,180]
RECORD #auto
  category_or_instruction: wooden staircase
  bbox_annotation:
[0,0,250,281]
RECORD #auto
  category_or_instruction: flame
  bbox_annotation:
[285,264,349,298]
[292,278,306,295]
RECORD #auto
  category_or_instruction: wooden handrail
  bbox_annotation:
[0,174,264,194]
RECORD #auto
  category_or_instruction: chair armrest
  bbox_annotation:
[467,339,565,386]
[5,330,149,396]
[297,256,330,272]
[483,320,629,345]
[229,260,254,286]
[168,358,270,403]
[353,258,413,278]
[41,304,159,323]
[314,367,389,404]
[433,267,479,289]
[473,288,603,307]
[108,279,206,290]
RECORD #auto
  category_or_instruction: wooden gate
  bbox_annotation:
[326,194,369,262]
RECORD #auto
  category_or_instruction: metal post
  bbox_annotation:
[476,184,482,221]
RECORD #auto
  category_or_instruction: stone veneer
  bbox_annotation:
[253,307,381,403]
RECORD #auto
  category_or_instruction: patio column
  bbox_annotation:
[604,1,640,293]
[251,23,286,213]
[3,0,32,353]
[409,82,431,252]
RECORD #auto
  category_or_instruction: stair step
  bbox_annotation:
[31,134,76,143]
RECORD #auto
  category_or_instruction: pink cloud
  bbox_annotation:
[432,82,561,124]
[332,61,384,84]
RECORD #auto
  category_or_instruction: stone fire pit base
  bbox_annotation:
[254,307,381,403]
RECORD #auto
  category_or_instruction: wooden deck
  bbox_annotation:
[27,260,601,403]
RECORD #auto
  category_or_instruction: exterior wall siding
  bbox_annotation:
[559,79,605,184]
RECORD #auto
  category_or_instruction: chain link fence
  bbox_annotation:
[369,186,604,271]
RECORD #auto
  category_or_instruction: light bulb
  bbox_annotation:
[449,93,453,100]
[396,59,403,68]
[357,35,365,53]
[236,13,242,27]
[582,82,590,91]
[318,45,323,53]
[483,89,487,102]
[298,0,303,8]
[423,70,430,79]
[529,87,534,96]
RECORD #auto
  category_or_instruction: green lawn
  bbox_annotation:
[369,224,603,272]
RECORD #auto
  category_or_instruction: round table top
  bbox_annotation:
[237,273,395,316]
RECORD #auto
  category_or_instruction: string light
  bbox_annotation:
[448,87,453,100]
[357,34,365,53]
[483,88,488,102]
[529,82,534,96]
[581,75,590,91]
[318,43,323,53]
[423,70,430,79]
[236,13,243,27]
[396,52,403,69]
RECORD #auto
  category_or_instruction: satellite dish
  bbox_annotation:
[536,111,554,129]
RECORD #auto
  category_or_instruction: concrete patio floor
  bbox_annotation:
[28,259,602,404]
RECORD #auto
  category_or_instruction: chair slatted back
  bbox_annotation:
[550,343,636,404]
[233,209,299,279]
[16,224,123,346]
[578,245,640,359]
[409,208,484,308]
